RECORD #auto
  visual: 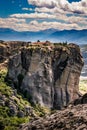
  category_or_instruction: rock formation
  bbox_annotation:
[19,104,87,130]
[0,90,34,118]
[7,42,84,109]
[0,41,30,63]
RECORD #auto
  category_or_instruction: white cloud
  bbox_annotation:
[68,0,87,14]
[28,0,87,15]
[0,17,86,32]
[28,0,58,8]
[10,13,59,19]
[0,18,26,31]
[22,8,33,11]
[25,0,87,31]
[35,7,65,14]
[10,12,87,25]
[0,0,87,32]
[27,20,86,31]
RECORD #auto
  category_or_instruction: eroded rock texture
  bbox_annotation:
[19,104,87,130]
[7,43,84,109]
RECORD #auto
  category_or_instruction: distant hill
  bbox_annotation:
[50,29,87,44]
[0,28,87,44]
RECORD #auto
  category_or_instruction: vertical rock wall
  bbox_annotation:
[7,43,84,109]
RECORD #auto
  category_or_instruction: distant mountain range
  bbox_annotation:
[0,28,87,44]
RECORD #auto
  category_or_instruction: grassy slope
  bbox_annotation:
[0,68,50,130]
[0,69,31,130]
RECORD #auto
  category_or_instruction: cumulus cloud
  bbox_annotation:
[10,12,87,25]
[0,0,87,32]
[25,0,87,31]
[0,18,26,31]
[26,20,86,31]
[28,0,87,15]
[28,0,58,8]
[0,17,86,32]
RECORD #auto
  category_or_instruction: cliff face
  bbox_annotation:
[7,43,84,109]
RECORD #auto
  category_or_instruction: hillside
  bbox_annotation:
[0,68,50,130]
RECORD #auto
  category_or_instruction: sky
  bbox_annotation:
[0,0,87,32]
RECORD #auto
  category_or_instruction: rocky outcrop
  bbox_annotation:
[19,104,87,130]
[7,43,84,109]
[73,93,87,105]
[0,41,30,63]
[0,90,34,118]
[19,93,87,130]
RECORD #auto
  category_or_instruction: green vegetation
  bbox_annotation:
[0,69,13,97]
[25,42,69,55]
[27,44,48,50]
[0,69,30,130]
[0,116,29,130]
[54,41,68,46]
[0,68,51,130]
[79,80,87,94]
[33,104,51,117]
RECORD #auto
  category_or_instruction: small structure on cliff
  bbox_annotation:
[7,42,84,109]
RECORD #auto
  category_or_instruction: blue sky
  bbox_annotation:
[0,0,35,17]
[0,0,87,31]
[68,0,81,2]
[0,0,81,17]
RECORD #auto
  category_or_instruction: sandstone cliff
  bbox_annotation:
[7,42,84,109]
